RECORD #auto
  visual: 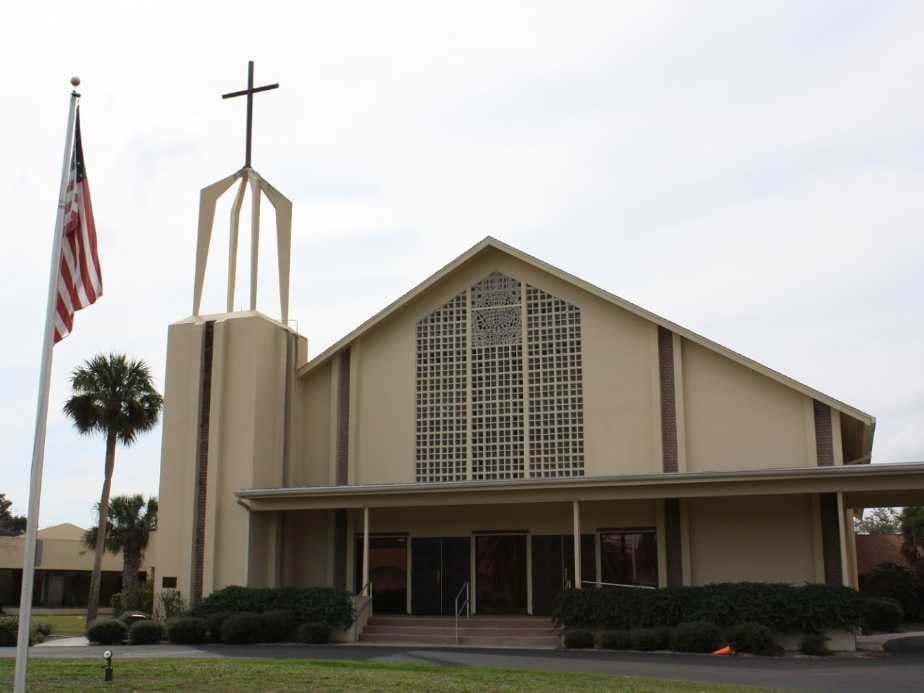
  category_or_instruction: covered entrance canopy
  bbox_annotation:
[236,463,924,614]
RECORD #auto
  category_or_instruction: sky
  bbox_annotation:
[1,1,922,528]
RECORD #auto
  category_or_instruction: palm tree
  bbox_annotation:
[63,353,163,623]
[84,495,158,604]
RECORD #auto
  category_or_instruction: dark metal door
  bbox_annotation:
[475,535,528,614]
[441,538,471,615]
[531,535,565,616]
[411,538,442,614]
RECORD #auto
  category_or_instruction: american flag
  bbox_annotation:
[54,108,102,343]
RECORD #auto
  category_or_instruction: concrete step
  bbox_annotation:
[363,625,555,637]
[359,631,560,648]
[367,616,551,629]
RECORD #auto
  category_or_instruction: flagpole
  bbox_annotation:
[14,78,81,693]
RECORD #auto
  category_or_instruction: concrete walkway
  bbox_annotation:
[3,642,923,693]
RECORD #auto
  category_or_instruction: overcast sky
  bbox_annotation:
[2,2,922,528]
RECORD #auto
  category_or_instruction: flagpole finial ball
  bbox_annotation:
[71,77,81,87]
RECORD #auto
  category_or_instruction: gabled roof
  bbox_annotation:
[297,236,875,430]
[37,522,86,540]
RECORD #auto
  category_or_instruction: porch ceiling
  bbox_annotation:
[236,463,924,512]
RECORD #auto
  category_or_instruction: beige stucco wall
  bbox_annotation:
[155,312,301,602]
[681,339,815,472]
[687,494,821,585]
[0,536,123,573]
[335,247,659,486]
[293,363,332,486]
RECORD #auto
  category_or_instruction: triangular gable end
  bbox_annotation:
[296,236,875,434]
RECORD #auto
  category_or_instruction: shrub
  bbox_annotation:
[194,586,354,631]
[862,598,904,633]
[111,592,124,617]
[129,620,163,645]
[799,633,830,656]
[158,589,186,620]
[86,618,128,645]
[260,610,297,642]
[166,616,208,644]
[672,621,722,653]
[860,563,924,622]
[553,582,866,634]
[630,627,672,651]
[562,629,595,649]
[0,617,18,646]
[725,622,782,656]
[221,612,265,644]
[205,612,231,643]
[297,622,332,644]
[34,622,52,637]
[596,630,632,650]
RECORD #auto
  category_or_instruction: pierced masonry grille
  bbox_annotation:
[415,292,468,482]
[471,272,525,480]
[526,286,584,477]
[415,271,584,483]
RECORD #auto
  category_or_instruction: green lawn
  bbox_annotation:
[32,613,87,637]
[0,658,783,692]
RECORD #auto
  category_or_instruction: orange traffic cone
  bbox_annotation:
[712,644,733,656]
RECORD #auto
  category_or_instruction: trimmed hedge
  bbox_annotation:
[206,612,231,643]
[799,633,830,656]
[194,586,354,630]
[860,563,924,622]
[672,621,722,653]
[221,612,265,644]
[553,583,866,634]
[630,627,672,651]
[129,620,163,645]
[86,618,128,645]
[725,622,782,656]
[260,610,297,642]
[596,630,633,650]
[862,598,903,633]
[0,617,17,646]
[297,622,332,644]
[166,616,208,644]
[562,629,595,649]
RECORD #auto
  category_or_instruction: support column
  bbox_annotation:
[362,507,370,591]
[573,500,582,589]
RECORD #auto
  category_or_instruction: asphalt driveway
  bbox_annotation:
[2,642,923,693]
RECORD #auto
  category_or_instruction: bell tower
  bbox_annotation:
[153,62,306,610]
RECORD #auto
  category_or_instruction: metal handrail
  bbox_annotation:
[581,580,656,590]
[357,580,374,619]
[453,581,470,645]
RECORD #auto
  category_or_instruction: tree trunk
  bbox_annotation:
[122,544,141,606]
[86,431,117,623]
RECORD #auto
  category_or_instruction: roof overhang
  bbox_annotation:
[237,463,924,512]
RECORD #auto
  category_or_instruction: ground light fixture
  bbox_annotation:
[103,650,113,683]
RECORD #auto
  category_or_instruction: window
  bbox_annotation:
[162,576,178,589]
[600,530,658,587]
[414,271,584,482]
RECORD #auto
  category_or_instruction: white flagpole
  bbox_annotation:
[14,78,81,693]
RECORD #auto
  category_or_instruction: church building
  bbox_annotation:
[151,68,924,630]
[153,234,924,622]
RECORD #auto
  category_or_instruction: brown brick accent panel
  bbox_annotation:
[664,499,683,587]
[814,400,834,466]
[658,327,679,473]
[190,320,215,606]
[819,493,843,586]
[333,509,347,590]
[336,349,351,486]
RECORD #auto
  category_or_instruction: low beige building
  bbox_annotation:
[151,237,924,620]
[0,523,153,610]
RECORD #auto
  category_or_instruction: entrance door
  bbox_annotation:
[353,536,408,614]
[475,534,527,614]
[411,537,472,615]
[532,534,597,616]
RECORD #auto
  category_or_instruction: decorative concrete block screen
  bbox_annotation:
[415,271,584,482]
